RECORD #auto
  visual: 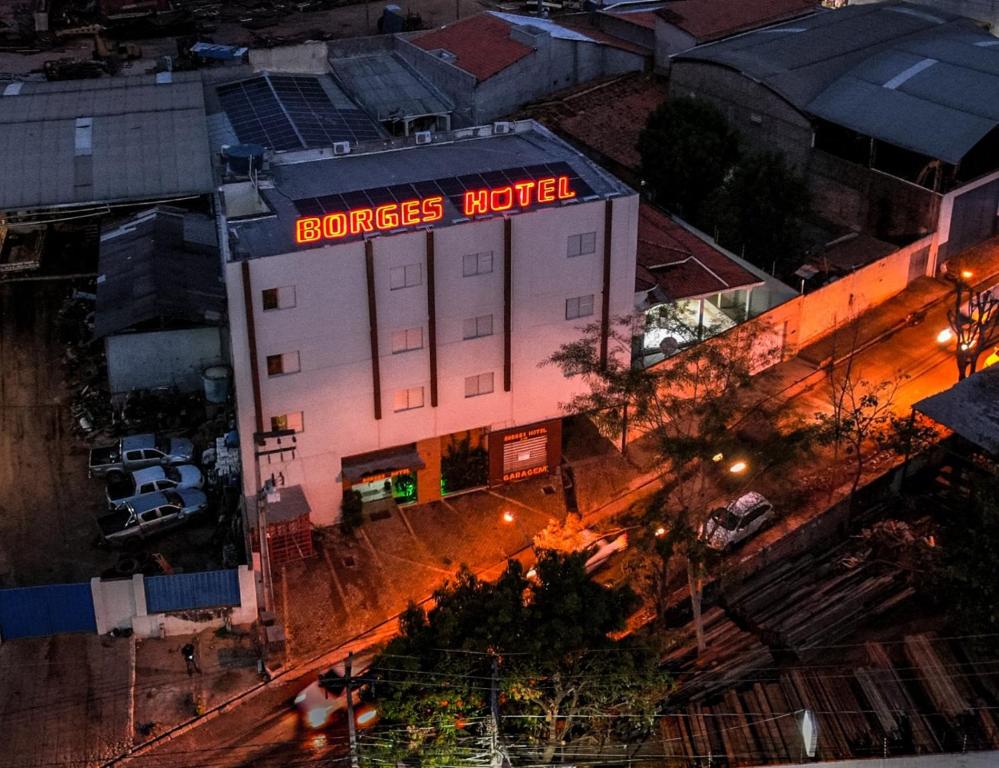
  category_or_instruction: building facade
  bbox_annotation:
[223,121,638,524]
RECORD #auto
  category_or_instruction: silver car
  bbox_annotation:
[701,492,774,551]
[98,488,208,545]
[106,464,204,507]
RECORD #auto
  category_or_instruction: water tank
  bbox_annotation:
[380,4,404,33]
[223,144,266,176]
[202,366,231,404]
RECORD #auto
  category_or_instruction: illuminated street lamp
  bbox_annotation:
[729,460,748,474]
[502,510,515,524]
[961,270,974,280]
[654,526,667,538]
[937,328,954,344]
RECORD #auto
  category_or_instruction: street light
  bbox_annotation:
[502,510,515,524]
[937,328,954,344]
[729,460,748,474]
[654,526,667,538]
[961,269,974,280]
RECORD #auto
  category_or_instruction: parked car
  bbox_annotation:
[97,489,208,545]
[89,434,195,479]
[106,464,204,507]
[295,652,377,729]
[701,492,775,551]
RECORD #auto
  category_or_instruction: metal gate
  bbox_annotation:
[0,582,96,640]
[144,569,241,614]
[943,177,999,260]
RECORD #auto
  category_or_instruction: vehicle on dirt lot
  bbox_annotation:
[89,433,195,479]
[105,464,204,507]
[295,653,377,730]
[701,492,775,551]
[98,489,208,545]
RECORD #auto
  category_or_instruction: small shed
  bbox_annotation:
[96,206,226,394]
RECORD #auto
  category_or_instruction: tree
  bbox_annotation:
[365,552,671,767]
[946,279,999,380]
[638,97,740,225]
[545,306,793,654]
[710,150,810,275]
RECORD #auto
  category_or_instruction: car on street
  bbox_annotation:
[97,488,208,545]
[105,464,204,507]
[701,492,775,551]
[295,653,377,729]
[89,433,196,479]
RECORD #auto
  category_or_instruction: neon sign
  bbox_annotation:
[294,175,577,245]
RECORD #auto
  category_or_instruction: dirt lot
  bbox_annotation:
[0,277,117,586]
[0,633,134,767]
[0,0,489,76]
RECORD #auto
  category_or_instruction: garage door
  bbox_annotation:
[0,582,96,640]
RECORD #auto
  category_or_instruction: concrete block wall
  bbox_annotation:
[91,565,258,638]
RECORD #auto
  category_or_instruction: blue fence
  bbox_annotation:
[144,569,241,614]
[0,582,96,640]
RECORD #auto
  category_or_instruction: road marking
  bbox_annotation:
[357,527,386,572]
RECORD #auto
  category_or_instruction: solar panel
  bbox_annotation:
[292,163,595,219]
[218,74,383,152]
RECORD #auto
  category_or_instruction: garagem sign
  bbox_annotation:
[294,175,577,245]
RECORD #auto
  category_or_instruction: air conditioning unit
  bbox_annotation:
[332,141,351,155]
[414,131,432,145]
[493,121,513,135]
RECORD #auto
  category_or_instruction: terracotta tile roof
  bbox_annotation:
[522,73,666,171]
[657,0,818,43]
[636,204,763,300]
[411,14,533,82]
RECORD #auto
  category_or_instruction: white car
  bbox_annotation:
[106,464,204,507]
[701,492,774,551]
[295,653,375,729]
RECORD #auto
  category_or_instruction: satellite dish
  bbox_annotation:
[799,709,819,757]
[659,337,679,356]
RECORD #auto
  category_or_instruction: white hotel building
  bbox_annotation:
[222,120,638,524]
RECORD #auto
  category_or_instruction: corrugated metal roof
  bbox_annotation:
[145,570,241,613]
[95,206,224,338]
[0,72,213,211]
[915,366,999,454]
[676,3,999,163]
[330,52,453,122]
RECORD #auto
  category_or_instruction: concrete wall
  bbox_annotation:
[105,327,225,394]
[91,566,257,638]
[227,193,639,524]
[250,41,330,73]
[932,167,999,268]
[669,61,814,169]
[395,37,478,125]
[653,17,696,73]
[808,150,941,241]
[594,14,655,51]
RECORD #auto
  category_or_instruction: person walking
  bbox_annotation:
[181,642,201,675]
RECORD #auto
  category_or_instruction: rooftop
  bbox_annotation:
[635,204,763,300]
[225,120,633,260]
[211,71,384,152]
[0,73,214,212]
[657,0,818,43]
[96,206,225,338]
[915,366,999,455]
[410,13,534,81]
[521,73,667,174]
[330,51,453,122]
[676,2,999,164]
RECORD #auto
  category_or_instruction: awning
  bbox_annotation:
[914,367,999,455]
[342,444,426,483]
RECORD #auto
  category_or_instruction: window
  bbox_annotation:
[139,509,161,524]
[391,327,424,354]
[464,372,494,398]
[567,232,597,258]
[462,251,493,277]
[393,386,425,412]
[462,314,493,340]
[266,351,301,376]
[565,294,594,320]
[271,411,304,433]
[389,263,422,290]
[262,285,297,311]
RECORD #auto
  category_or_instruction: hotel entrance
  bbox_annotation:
[341,444,423,506]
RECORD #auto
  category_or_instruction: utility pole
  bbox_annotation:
[489,653,502,768]
[346,652,360,768]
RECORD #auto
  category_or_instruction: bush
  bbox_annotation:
[340,489,363,534]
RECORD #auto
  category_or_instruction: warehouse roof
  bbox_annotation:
[915,366,999,455]
[96,206,225,338]
[0,73,214,212]
[330,52,453,122]
[226,120,633,260]
[676,3,999,163]
[635,205,763,300]
[656,0,817,43]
